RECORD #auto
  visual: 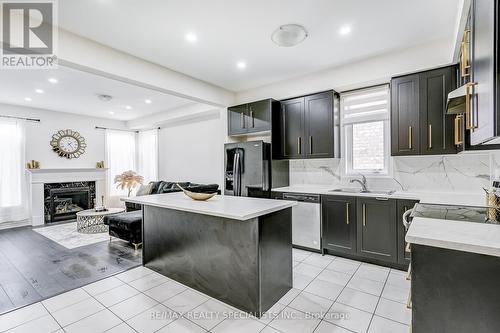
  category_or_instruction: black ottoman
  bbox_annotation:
[103,210,142,250]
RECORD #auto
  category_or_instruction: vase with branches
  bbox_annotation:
[114,170,144,197]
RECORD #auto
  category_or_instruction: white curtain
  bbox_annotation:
[105,130,136,206]
[137,129,158,184]
[0,119,29,223]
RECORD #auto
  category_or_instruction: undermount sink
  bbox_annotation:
[330,188,395,196]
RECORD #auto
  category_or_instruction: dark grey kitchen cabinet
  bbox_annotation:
[304,92,335,158]
[419,67,458,155]
[228,104,248,135]
[280,97,304,159]
[391,65,459,156]
[322,195,356,255]
[228,99,276,136]
[279,91,337,159]
[356,197,397,263]
[468,0,499,145]
[391,74,420,156]
[411,244,500,333]
[397,200,419,265]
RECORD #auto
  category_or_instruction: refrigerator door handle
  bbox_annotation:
[234,152,241,196]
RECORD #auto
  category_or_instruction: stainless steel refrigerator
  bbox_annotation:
[224,141,271,197]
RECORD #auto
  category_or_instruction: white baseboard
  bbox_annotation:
[0,220,31,230]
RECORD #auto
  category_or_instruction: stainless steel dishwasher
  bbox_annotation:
[282,193,321,250]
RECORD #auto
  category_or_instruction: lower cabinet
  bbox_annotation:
[322,195,414,268]
[356,198,397,263]
[322,196,356,255]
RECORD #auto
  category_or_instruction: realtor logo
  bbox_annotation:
[1,0,58,69]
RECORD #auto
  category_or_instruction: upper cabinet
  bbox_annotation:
[227,99,278,136]
[278,91,338,159]
[391,65,458,156]
[468,0,499,145]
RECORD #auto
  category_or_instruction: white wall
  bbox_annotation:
[0,103,126,168]
[235,38,454,103]
[158,109,225,187]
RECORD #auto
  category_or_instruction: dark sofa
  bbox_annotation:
[104,181,219,249]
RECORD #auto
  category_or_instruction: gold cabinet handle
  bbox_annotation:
[465,82,478,130]
[249,109,254,128]
[407,288,412,309]
[454,115,463,145]
[346,202,350,225]
[461,29,471,78]
[309,136,313,154]
[362,204,366,227]
[408,126,413,150]
[297,137,301,155]
[240,112,244,129]
[428,124,432,149]
[406,262,412,281]
[405,242,411,253]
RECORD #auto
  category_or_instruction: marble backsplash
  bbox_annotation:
[289,152,500,194]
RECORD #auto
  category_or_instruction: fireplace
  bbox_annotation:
[44,182,96,223]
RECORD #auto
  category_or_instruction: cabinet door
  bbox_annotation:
[419,67,458,155]
[357,198,397,263]
[228,104,248,135]
[248,99,271,133]
[304,92,334,158]
[391,75,420,155]
[469,0,497,145]
[281,97,305,159]
[322,195,356,255]
[397,200,418,266]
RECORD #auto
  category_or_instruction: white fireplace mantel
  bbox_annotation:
[27,168,107,226]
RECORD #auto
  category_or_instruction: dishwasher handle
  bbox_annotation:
[282,193,320,203]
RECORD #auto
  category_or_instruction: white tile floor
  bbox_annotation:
[0,249,411,333]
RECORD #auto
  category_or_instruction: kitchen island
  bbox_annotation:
[123,192,296,317]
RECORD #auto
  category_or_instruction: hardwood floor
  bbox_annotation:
[0,225,141,314]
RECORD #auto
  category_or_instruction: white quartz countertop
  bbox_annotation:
[122,192,297,221]
[406,217,500,257]
[272,186,485,206]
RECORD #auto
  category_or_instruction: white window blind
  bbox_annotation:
[137,129,158,184]
[341,85,390,175]
[105,130,136,199]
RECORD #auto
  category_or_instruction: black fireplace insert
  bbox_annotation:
[44,182,96,223]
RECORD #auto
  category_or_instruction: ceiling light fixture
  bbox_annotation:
[48,77,58,84]
[24,97,32,102]
[271,24,308,47]
[185,33,198,43]
[125,105,132,110]
[144,99,152,104]
[108,111,115,115]
[35,88,44,94]
[339,25,352,36]
[236,61,247,70]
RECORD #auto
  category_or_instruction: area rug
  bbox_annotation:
[33,222,110,249]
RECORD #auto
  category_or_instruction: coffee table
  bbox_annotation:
[76,208,125,234]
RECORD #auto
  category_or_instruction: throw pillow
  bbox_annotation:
[136,183,153,196]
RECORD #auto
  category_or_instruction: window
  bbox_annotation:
[0,118,29,223]
[341,85,390,175]
[105,129,159,203]
[137,129,158,184]
[105,130,136,197]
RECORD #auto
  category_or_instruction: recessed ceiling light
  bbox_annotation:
[35,88,44,94]
[339,25,352,36]
[125,105,132,110]
[144,99,152,104]
[48,77,58,84]
[271,24,308,47]
[185,33,198,43]
[24,97,32,102]
[236,61,247,70]
[108,111,115,115]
